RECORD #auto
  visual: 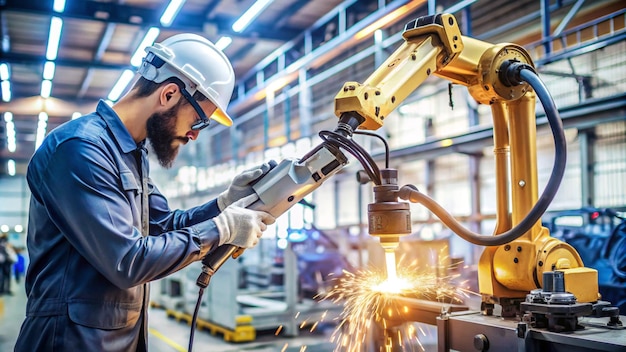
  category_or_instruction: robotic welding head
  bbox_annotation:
[367,168,412,253]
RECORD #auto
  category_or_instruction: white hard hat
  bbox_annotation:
[137,33,235,126]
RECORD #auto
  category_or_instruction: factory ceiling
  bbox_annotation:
[0,0,623,176]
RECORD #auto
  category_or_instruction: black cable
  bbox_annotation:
[399,65,568,246]
[188,286,205,352]
[319,130,382,185]
[353,130,390,169]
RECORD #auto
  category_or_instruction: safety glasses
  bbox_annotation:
[179,86,211,131]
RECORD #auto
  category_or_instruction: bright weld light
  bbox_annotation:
[7,159,16,176]
[43,61,56,80]
[160,0,185,27]
[46,17,63,60]
[215,36,232,50]
[1,81,11,102]
[232,0,274,33]
[385,252,397,281]
[40,80,52,98]
[53,0,66,13]
[108,69,135,101]
[0,63,9,80]
[130,27,160,67]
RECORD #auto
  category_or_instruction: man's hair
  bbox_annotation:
[131,76,208,102]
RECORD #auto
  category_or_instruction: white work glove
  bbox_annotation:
[217,161,275,211]
[214,194,276,248]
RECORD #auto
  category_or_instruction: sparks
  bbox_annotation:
[319,248,474,352]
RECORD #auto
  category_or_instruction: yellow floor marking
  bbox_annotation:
[149,327,187,352]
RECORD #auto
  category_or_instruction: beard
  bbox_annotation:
[146,102,189,168]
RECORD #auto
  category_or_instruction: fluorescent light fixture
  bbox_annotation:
[0,63,9,80]
[35,113,48,150]
[215,36,233,50]
[43,61,56,80]
[160,0,186,27]
[7,159,15,176]
[53,0,66,13]
[108,69,135,101]
[46,17,63,60]
[14,225,23,232]
[41,80,52,98]
[355,5,411,40]
[1,80,11,102]
[5,112,16,153]
[130,27,160,67]
[232,0,274,33]
[72,112,82,120]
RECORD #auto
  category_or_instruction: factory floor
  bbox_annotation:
[0,279,439,351]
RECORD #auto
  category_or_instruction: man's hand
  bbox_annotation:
[214,194,276,248]
[217,161,274,211]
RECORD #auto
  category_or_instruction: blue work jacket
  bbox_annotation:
[15,101,222,351]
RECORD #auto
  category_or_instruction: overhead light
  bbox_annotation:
[41,80,52,98]
[53,0,66,13]
[0,63,9,80]
[7,124,16,152]
[46,17,64,60]
[43,61,56,80]
[160,0,186,27]
[2,81,11,102]
[72,112,82,120]
[14,224,23,233]
[215,36,232,50]
[130,27,160,67]
[4,112,16,153]
[108,69,135,101]
[35,113,48,150]
[354,4,413,40]
[7,160,15,176]
[232,0,274,33]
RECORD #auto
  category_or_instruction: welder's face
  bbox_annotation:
[146,100,185,168]
[146,98,217,168]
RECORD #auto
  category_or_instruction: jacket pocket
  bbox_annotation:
[67,300,141,330]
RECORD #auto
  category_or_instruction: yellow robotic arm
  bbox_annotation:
[334,13,598,315]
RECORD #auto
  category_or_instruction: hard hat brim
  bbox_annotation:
[212,108,233,127]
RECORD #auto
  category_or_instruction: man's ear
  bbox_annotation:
[160,82,181,106]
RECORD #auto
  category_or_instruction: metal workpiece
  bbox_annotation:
[437,311,626,352]
[373,295,469,327]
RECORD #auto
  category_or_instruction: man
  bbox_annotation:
[0,234,16,295]
[15,34,276,351]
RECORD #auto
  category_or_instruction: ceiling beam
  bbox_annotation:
[0,52,132,70]
[0,0,300,42]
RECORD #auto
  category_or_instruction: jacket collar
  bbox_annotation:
[96,100,143,154]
